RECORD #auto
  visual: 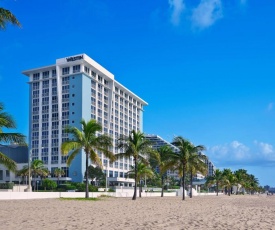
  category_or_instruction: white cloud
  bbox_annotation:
[191,0,223,29]
[267,102,273,112]
[207,140,275,167]
[254,141,274,158]
[169,0,186,26]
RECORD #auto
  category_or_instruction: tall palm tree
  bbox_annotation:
[150,145,175,197]
[127,162,154,197]
[0,7,21,29]
[54,168,65,185]
[61,119,115,198]
[0,102,26,171]
[17,159,49,190]
[116,130,152,200]
[205,169,224,196]
[187,152,207,198]
[170,136,205,200]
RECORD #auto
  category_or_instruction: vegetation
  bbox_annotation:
[127,162,154,197]
[205,169,224,196]
[187,152,207,198]
[53,168,65,185]
[61,119,115,198]
[116,130,153,200]
[42,179,57,190]
[0,182,14,189]
[0,7,21,29]
[206,168,261,195]
[0,102,26,171]
[149,145,175,197]
[170,136,205,200]
[17,159,49,186]
[86,165,105,185]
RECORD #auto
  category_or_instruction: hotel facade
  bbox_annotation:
[23,54,147,186]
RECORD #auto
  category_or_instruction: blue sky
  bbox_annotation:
[1,0,275,186]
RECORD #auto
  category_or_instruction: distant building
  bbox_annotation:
[0,144,28,183]
[145,134,180,180]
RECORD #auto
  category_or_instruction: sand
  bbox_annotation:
[0,195,274,230]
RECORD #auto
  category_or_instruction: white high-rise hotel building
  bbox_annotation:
[23,54,147,185]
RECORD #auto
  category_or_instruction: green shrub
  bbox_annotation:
[42,179,57,190]
[108,188,115,192]
[0,182,14,189]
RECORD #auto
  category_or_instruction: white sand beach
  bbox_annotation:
[0,195,274,230]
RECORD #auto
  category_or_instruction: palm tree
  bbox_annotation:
[222,168,235,196]
[205,169,224,196]
[61,119,115,198]
[17,159,49,190]
[53,168,65,185]
[234,169,248,194]
[150,145,175,197]
[117,130,152,200]
[127,162,154,197]
[170,136,205,200]
[0,102,26,171]
[244,174,259,194]
[187,152,207,198]
[0,7,21,29]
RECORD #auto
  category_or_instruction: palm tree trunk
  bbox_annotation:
[85,153,89,198]
[182,165,185,200]
[216,182,219,196]
[190,171,193,198]
[132,157,137,200]
[139,182,142,198]
[161,175,164,197]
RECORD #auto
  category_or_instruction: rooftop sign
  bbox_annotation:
[66,55,83,62]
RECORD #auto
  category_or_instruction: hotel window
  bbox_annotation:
[52,78,57,86]
[32,82,39,90]
[104,79,108,85]
[115,162,118,168]
[33,90,39,97]
[62,85,69,93]
[42,97,49,105]
[91,71,96,78]
[33,73,40,81]
[52,87,57,95]
[52,104,58,112]
[52,69,56,77]
[43,71,49,79]
[41,114,48,123]
[84,66,90,74]
[119,172,123,178]
[114,171,118,177]
[98,75,102,82]
[62,67,70,75]
[73,65,80,73]
[42,88,49,97]
[91,80,96,89]
[0,170,3,180]
[115,87,118,93]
